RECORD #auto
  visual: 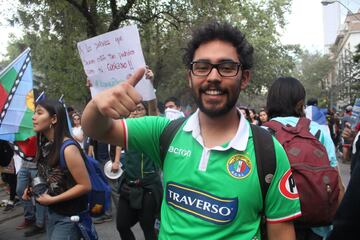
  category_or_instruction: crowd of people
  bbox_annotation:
[0,20,359,240]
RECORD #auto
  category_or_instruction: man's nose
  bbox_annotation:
[207,67,221,82]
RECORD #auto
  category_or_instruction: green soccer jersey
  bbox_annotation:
[124,111,301,240]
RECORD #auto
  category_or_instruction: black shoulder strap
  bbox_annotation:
[315,129,321,140]
[250,124,276,212]
[159,117,187,164]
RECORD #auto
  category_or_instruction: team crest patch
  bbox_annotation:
[279,169,299,199]
[226,154,252,179]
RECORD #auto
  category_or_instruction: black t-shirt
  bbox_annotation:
[89,139,110,163]
[37,142,87,216]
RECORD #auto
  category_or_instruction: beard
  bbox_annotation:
[191,81,241,118]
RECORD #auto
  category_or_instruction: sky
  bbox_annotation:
[280,0,360,52]
[0,0,22,61]
[1,0,360,60]
[280,0,324,51]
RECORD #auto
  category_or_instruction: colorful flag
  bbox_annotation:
[0,48,35,142]
[11,135,37,161]
[305,105,327,125]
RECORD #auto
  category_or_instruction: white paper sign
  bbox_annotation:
[77,25,155,100]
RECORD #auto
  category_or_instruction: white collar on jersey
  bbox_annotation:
[183,108,249,151]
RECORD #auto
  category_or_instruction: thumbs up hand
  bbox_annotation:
[92,67,145,119]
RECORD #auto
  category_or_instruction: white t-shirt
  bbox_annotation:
[164,108,185,121]
[72,126,84,148]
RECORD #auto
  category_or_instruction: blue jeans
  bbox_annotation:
[16,167,47,226]
[47,208,81,240]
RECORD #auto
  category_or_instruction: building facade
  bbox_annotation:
[324,12,360,109]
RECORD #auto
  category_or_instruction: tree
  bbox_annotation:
[353,43,360,63]
[5,0,299,109]
[351,43,360,100]
[293,50,334,107]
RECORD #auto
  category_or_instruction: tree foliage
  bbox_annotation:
[353,43,360,63]
[293,50,334,107]
[3,0,299,108]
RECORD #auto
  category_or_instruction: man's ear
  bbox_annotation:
[188,71,193,88]
[240,70,251,90]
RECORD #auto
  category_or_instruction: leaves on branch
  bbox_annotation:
[4,0,300,109]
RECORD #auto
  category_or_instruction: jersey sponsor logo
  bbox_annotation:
[226,154,252,179]
[166,182,238,224]
[279,169,299,199]
[168,146,192,157]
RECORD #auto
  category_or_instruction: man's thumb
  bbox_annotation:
[126,67,146,87]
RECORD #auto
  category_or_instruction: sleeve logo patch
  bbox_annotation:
[227,154,252,179]
[279,169,299,199]
[166,182,238,224]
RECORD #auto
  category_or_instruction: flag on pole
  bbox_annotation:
[11,135,37,161]
[0,48,35,142]
[305,105,327,125]
[58,95,73,137]
[305,105,331,135]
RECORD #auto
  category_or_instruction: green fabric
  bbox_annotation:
[121,137,164,214]
[125,116,301,240]
[16,108,35,141]
[124,150,158,181]
[0,67,17,93]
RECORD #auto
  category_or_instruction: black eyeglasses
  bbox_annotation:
[190,61,242,77]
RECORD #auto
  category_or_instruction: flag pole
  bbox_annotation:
[59,94,73,136]
[35,91,45,103]
[0,48,31,77]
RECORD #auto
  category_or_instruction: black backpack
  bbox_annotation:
[159,118,276,238]
[0,140,14,167]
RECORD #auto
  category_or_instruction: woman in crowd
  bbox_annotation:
[25,99,91,239]
[239,106,250,121]
[249,108,259,125]
[266,77,344,240]
[258,108,269,125]
[71,112,84,149]
[116,101,163,240]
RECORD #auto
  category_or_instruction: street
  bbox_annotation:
[0,160,351,240]
[0,192,144,240]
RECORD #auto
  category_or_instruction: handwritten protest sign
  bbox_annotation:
[77,25,155,100]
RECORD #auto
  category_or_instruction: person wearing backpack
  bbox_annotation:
[24,99,91,239]
[82,21,302,239]
[265,77,345,240]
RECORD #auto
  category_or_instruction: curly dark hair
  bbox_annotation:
[183,21,254,70]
